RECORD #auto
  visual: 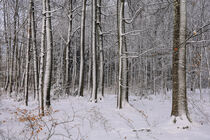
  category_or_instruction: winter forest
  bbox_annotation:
[0,0,210,139]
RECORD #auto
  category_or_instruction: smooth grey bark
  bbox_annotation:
[152,57,156,95]
[14,13,20,93]
[44,0,53,108]
[122,13,129,103]
[65,0,73,94]
[31,0,39,101]
[117,0,123,109]
[72,41,77,93]
[177,0,189,119]
[78,0,87,97]
[8,0,19,95]
[3,0,9,91]
[39,0,46,114]
[97,0,104,99]
[171,0,190,122]
[204,47,210,89]
[25,0,32,106]
[91,0,98,102]
[88,42,92,94]
[117,0,128,109]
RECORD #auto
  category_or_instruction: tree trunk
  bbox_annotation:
[14,15,20,93]
[204,47,210,90]
[72,41,77,93]
[31,0,39,101]
[25,0,32,106]
[3,0,9,91]
[171,0,190,122]
[78,0,87,97]
[39,0,46,114]
[117,0,128,109]
[91,0,98,102]
[97,0,104,99]
[65,0,73,94]
[88,42,92,95]
[44,0,53,108]
[8,0,19,95]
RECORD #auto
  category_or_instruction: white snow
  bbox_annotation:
[0,90,210,140]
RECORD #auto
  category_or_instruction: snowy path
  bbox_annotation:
[0,93,210,140]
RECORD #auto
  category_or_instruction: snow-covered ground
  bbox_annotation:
[0,90,210,140]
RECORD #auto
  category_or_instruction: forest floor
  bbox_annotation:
[0,90,210,140]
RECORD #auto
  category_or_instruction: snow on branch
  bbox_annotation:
[122,28,150,36]
[43,7,62,14]
[124,6,144,24]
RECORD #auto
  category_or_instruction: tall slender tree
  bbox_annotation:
[25,0,32,106]
[31,0,39,101]
[78,0,87,97]
[8,0,19,95]
[97,0,104,99]
[117,0,129,109]
[91,0,98,102]
[44,0,53,108]
[65,0,73,94]
[39,0,46,114]
[3,0,10,91]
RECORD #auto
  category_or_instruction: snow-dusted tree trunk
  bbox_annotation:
[65,0,72,94]
[8,0,19,95]
[152,57,156,95]
[204,47,210,90]
[39,0,46,114]
[25,0,32,106]
[171,0,180,118]
[97,0,104,99]
[3,0,10,91]
[117,0,128,109]
[91,0,98,102]
[177,0,189,118]
[171,0,190,122]
[88,42,92,94]
[122,12,128,103]
[31,0,39,101]
[14,15,20,93]
[72,41,77,92]
[44,0,53,108]
[78,0,87,97]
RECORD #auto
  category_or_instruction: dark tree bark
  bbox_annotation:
[25,0,32,106]
[78,0,87,97]
[171,0,190,123]
[91,0,98,102]
[117,0,129,109]
[44,0,53,108]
